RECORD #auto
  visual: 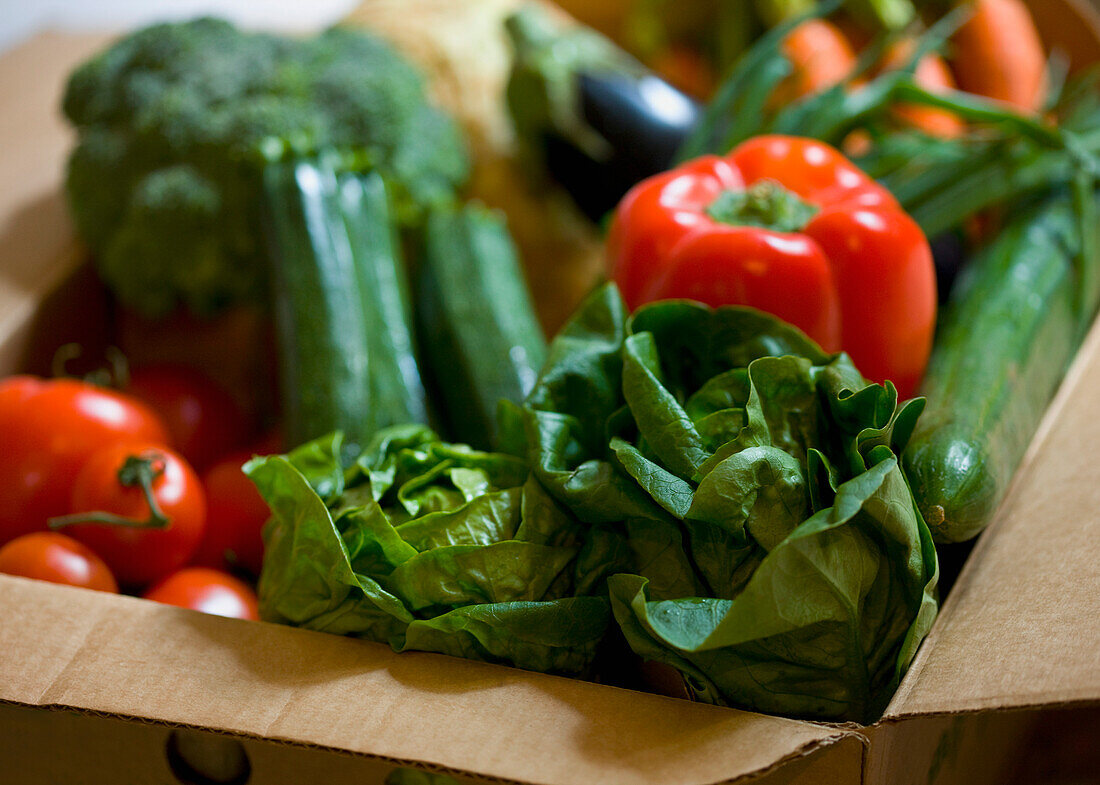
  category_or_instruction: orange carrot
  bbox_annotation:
[880,39,967,138]
[950,0,1047,113]
[776,19,858,103]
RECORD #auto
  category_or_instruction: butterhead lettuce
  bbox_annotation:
[245,425,614,675]
[246,282,937,721]
[505,284,938,722]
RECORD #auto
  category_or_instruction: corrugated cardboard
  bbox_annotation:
[886,318,1100,718]
[0,575,862,784]
[0,17,1098,785]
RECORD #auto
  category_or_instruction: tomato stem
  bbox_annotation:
[49,453,172,531]
[49,343,131,388]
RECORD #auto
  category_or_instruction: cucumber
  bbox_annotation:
[263,158,429,451]
[904,195,1095,543]
[417,204,547,450]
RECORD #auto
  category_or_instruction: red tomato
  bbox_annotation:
[143,567,259,621]
[192,451,270,577]
[57,442,206,587]
[0,376,170,545]
[0,531,118,592]
[127,365,249,470]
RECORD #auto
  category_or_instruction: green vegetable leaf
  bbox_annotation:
[246,455,412,642]
[622,333,709,479]
[284,431,346,501]
[687,445,808,551]
[251,424,612,675]
[610,437,695,520]
[521,283,937,721]
[399,598,611,675]
[610,457,936,723]
[383,541,578,610]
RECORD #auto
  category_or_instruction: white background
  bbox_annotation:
[0,0,361,53]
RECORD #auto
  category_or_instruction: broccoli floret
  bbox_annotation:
[63,18,469,318]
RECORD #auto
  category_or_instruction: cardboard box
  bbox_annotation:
[0,20,1098,785]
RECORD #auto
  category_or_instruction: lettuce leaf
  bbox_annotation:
[246,425,612,675]
[516,283,938,721]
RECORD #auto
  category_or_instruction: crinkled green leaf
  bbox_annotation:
[684,519,762,601]
[357,422,439,500]
[687,445,808,551]
[525,284,628,452]
[399,598,611,674]
[336,499,418,576]
[624,518,705,601]
[252,423,612,675]
[610,437,694,520]
[610,457,937,722]
[245,455,412,642]
[515,476,582,546]
[521,284,937,721]
[395,488,522,551]
[806,448,841,513]
[284,431,345,501]
[627,299,830,391]
[524,409,666,523]
[739,356,820,463]
[622,332,709,479]
[684,368,751,422]
[572,523,634,597]
[383,541,578,610]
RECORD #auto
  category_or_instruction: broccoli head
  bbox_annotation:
[63,18,469,317]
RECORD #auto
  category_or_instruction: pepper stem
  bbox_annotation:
[706,179,820,233]
[49,453,172,531]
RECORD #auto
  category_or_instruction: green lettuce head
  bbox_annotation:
[505,283,938,722]
[245,425,613,675]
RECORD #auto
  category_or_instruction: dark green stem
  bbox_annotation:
[49,453,171,531]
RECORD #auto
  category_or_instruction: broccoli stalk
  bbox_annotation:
[63,17,469,318]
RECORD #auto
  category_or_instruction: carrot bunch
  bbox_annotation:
[774,0,1047,137]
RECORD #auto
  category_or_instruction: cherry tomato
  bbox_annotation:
[192,451,270,577]
[143,567,259,621]
[0,531,118,592]
[127,365,250,470]
[57,442,206,587]
[0,376,170,545]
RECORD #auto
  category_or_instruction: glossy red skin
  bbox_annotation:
[645,229,842,349]
[608,135,936,398]
[127,365,249,471]
[63,442,206,587]
[0,531,118,592]
[0,377,171,545]
[192,451,270,577]
[143,567,259,621]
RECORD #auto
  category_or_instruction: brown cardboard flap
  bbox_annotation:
[1,702,866,785]
[0,575,853,785]
[886,316,1100,719]
[864,712,1037,785]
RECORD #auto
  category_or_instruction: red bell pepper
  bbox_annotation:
[607,134,936,398]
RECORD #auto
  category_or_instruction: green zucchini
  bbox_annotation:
[417,204,547,450]
[904,195,1096,543]
[263,158,428,451]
